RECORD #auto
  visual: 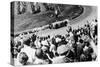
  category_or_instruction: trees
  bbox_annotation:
[17,2,26,14]
[14,1,48,15]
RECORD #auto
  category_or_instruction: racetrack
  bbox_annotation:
[35,6,97,37]
[12,5,83,34]
[70,6,97,28]
[13,5,97,35]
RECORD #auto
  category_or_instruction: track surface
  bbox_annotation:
[13,5,83,34]
[70,6,97,28]
[36,6,97,37]
[13,6,97,35]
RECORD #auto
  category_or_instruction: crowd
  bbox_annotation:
[11,18,97,65]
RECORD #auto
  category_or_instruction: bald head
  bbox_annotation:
[35,48,44,59]
[18,52,29,65]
